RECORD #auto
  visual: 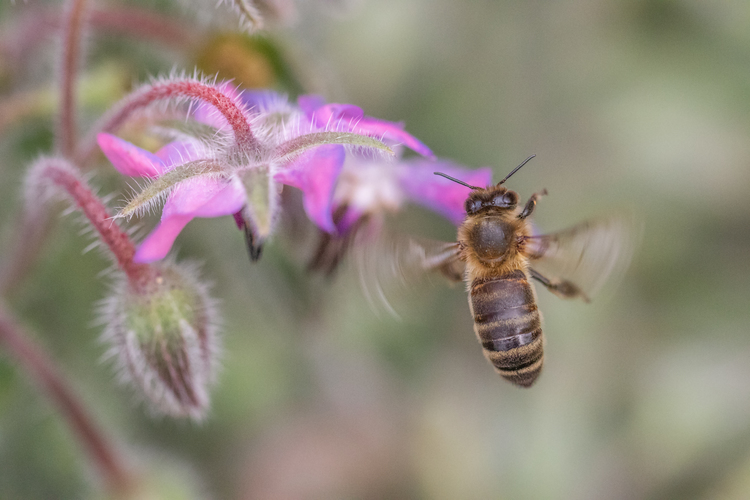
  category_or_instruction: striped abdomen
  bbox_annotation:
[469,269,544,387]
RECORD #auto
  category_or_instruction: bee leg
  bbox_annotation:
[529,267,589,302]
[518,189,548,219]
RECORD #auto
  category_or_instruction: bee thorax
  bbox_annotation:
[468,217,514,264]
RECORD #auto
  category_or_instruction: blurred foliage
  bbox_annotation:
[2,0,750,499]
[194,33,305,95]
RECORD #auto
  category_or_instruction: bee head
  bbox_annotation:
[465,187,518,215]
[434,154,535,216]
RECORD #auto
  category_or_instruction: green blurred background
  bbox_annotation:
[2,0,750,498]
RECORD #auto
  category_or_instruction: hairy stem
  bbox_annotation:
[76,79,259,166]
[118,160,225,219]
[88,6,196,49]
[58,0,90,157]
[28,157,156,289]
[1,5,197,81]
[0,303,134,495]
[274,131,393,164]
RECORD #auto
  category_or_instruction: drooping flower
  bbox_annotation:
[295,93,492,230]
[297,94,435,159]
[334,156,492,232]
[269,93,494,274]
[194,87,436,233]
[98,82,433,263]
[308,151,493,274]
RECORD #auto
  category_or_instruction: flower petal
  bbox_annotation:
[297,94,327,116]
[353,116,434,158]
[134,178,247,262]
[163,176,246,218]
[309,103,364,125]
[97,133,165,178]
[274,144,345,233]
[154,141,202,169]
[398,161,493,225]
[133,214,193,263]
[333,204,365,234]
[239,90,289,114]
[299,96,433,158]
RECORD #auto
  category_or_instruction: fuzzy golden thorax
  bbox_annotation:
[457,185,533,280]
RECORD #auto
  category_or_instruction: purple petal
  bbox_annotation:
[163,176,246,218]
[314,103,364,124]
[297,94,327,116]
[133,214,193,263]
[301,101,364,129]
[154,141,202,169]
[334,205,364,234]
[299,98,433,158]
[239,90,286,113]
[353,117,434,158]
[133,177,247,262]
[398,161,493,225]
[274,144,345,233]
[97,133,165,178]
[232,211,245,229]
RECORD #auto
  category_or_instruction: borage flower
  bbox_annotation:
[282,93,492,273]
[98,83,433,263]
[308,152,493,274]
[298,94,491,223]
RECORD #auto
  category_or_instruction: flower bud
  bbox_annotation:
[100,262,220,420]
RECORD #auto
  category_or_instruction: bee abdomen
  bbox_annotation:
[469,269,544,387]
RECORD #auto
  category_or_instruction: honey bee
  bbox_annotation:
[357,156,637,388]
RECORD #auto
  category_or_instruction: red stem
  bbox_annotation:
[33,158,155,289]
[1,6,197,79]
[87,7,196,49]
[76,79,260,166]
[0,303,134,494]
[58,0,90,157]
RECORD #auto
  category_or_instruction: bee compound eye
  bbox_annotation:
[503,192,517,205]
[469,200,483,213]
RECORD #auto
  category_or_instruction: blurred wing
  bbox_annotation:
[353,231,464,318]
[525,214,640,301]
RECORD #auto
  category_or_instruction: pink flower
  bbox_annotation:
[98,86,433,263]
[297,94,435,159]
[308,152,493,274]
[296,95,491,231]
[332,156,492,233]
[97,135,247,262]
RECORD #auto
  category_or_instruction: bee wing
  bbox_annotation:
[525,214,640,301]
[353,231,463,318]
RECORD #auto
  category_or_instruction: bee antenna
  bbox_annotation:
[433,172,481,190]
[498,154,536,185]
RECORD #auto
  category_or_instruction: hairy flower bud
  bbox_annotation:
[100,262,220,420]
